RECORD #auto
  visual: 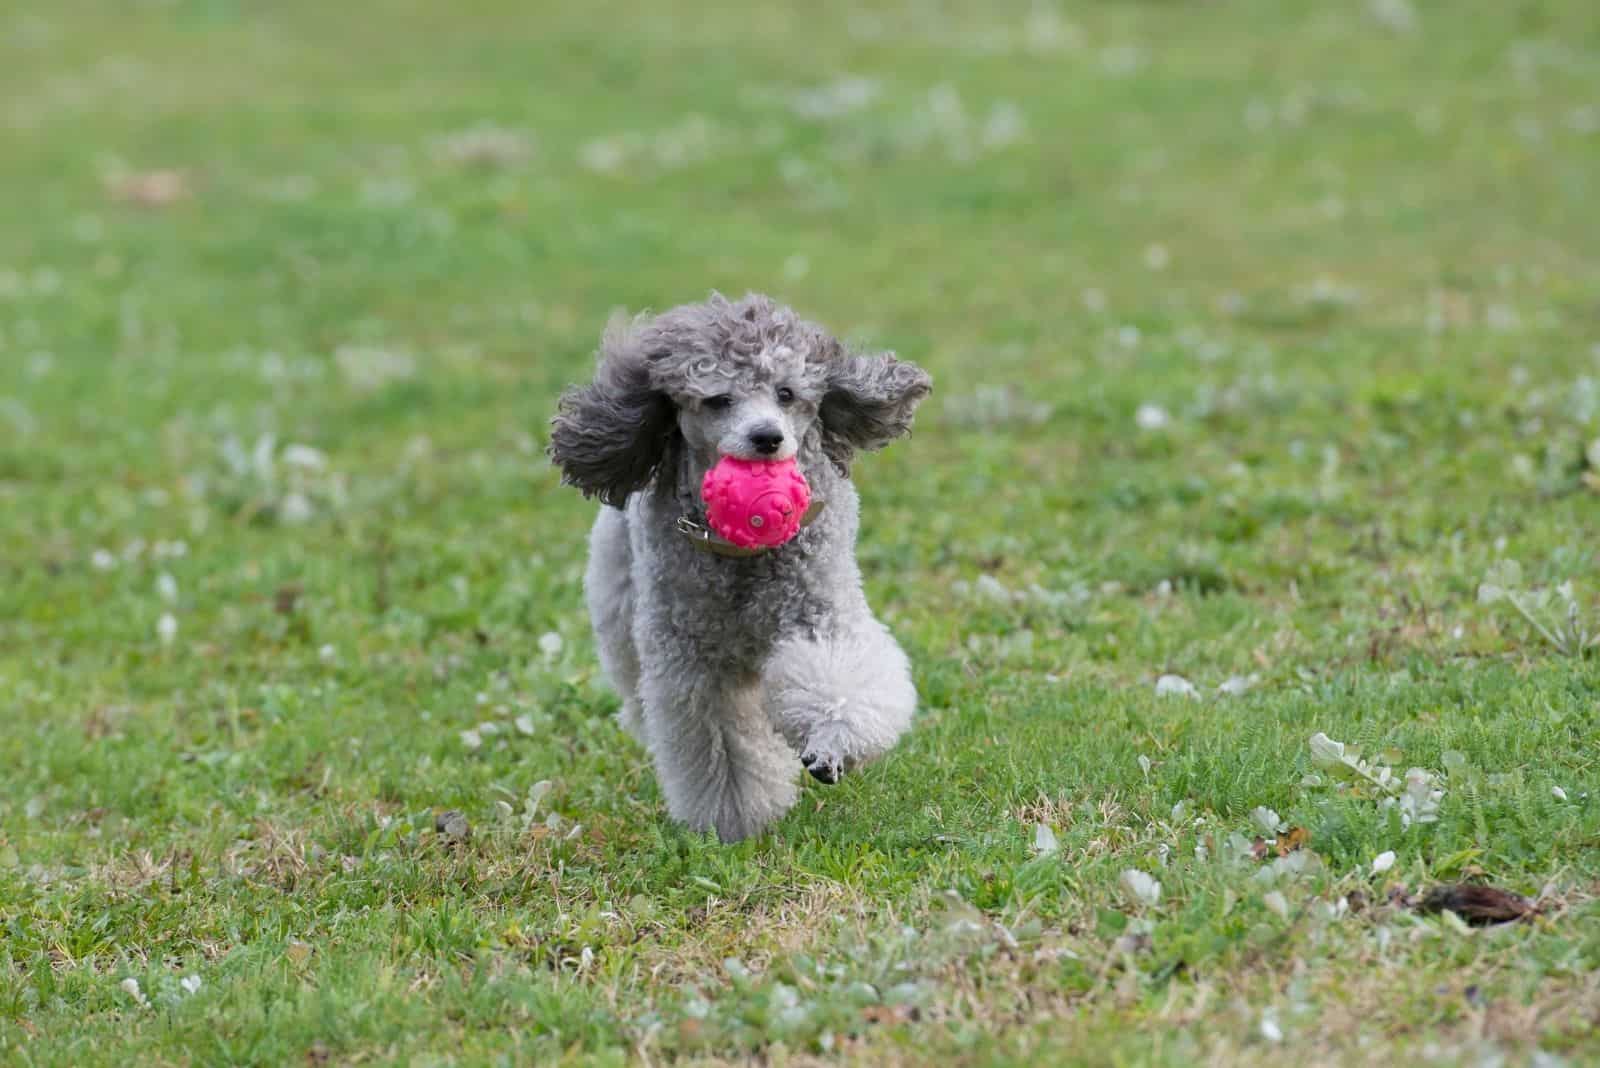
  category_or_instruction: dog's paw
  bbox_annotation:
[800,748,843,785]
[799,724,852,785]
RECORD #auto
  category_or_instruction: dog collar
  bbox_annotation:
[675,499,825,558]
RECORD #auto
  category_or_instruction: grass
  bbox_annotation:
[2,0,1600,1063]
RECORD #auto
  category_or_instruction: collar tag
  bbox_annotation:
[675,499,825,558]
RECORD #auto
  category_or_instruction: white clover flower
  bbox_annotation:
[432,124,534,168]
[1119,869,1162,907]
[153,539,189,559]
[334,346,416,391]
[1252,807,1284,835]
[579,137,627,174]
[1217,674,1258,696]
[1398,768,1443,827]
[981,101,1027,149]
[1154,674,1197,699]
[157,613,178,646]
[278,491,314,524]
[787,76,880,120]
[281,444,326,471]
[974,574,1011,602]
[1136,403,1170,431]
[1308,732,1345,765]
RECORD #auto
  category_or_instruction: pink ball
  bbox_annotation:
[701,457,812,549]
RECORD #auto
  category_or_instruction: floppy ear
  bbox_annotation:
[819,352,932,473]
[548,326,678,508]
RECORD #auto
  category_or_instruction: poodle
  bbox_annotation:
[549,293,932,842]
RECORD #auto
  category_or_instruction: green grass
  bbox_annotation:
[3,0,1600,1064]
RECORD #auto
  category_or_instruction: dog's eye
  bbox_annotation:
[703,395,733,411]
[775,387,795,406]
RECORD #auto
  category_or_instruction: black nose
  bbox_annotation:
[748,426,784,455]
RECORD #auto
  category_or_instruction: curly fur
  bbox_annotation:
[550,293,931,841]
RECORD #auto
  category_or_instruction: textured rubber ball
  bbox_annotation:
[700,456,812,548]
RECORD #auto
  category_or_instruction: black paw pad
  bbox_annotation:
[801,752,840,784]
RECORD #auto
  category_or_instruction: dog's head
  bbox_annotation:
[549,293,931,507]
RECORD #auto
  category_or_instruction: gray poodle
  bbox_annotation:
[549,293,931,841]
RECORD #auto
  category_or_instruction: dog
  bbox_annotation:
[549,292,931,841]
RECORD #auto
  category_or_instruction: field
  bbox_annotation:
[3,1,1600,1064]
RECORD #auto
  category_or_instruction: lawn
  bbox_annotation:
[3,0,1600,1064]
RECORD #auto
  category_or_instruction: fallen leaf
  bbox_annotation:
[861,1004,917,1025]
[1276,826,1310,856]
[1386,886,1417,909]
[1155,674,1198,699]
[107,169,191,207]
[1113,930,1153,954]
[1119,869,1162,907]
[1250,837,1271,861]
[1417,884,1534,926]
[1251,807,1283,835]
[434,810,470,841]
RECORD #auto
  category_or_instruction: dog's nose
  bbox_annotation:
[748,426,785,455]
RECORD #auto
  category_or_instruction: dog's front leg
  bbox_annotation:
[638,658,799,842]
[763,619,917,785]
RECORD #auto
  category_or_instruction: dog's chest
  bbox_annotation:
[643,531,829,662]
[629,477,852,668]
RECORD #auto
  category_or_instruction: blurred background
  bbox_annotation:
[4,1,1597,663]
[5,0,1600,766]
